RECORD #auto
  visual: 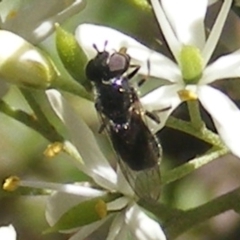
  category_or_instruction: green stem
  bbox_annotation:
[0,93,63,142]
[187,100,203,129]
[20,88,52,127]
[162,147,228,185]
[166,116,224,148]
[52,75,93,101]
[165,186,240,239]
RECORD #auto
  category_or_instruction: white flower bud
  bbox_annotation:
[0,30,58,88]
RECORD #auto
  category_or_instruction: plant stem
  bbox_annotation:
[162,147,228,185]
[166,116,224,147]
[52,75,93,101]
[187,100,203,129]
[0,98,63,143]
[165,186,240,239]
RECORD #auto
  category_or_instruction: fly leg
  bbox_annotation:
[127,64,140,80]
[95,101,108,134]
[145,106,172,124]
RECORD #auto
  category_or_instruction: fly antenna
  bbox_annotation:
[93,43,100,53]
[103,40,108,51]
[93,40,108,53]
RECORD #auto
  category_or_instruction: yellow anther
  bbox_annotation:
[119,47,127,54]
[6,11,18,20]
[3,176,20,191]
[178,89,198,101]
[95,199,107,219]
[44,142,64,158]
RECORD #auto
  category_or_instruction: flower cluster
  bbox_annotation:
[2,0,240,239]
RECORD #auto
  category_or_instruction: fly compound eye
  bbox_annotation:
[108,53,130,76]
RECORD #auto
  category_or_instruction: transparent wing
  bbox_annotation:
[117,158,161,202]
[97,110,161,202]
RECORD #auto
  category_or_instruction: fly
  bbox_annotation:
[85,42,162,202]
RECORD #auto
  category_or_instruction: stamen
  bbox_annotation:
[63,141,84,165]
[3,176,20,191]
[119,47,127,54]
[95,199,107,219]
[44,142,64,158]
[178,89,198,101]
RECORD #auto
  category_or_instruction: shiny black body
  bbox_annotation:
[86,45,161,200]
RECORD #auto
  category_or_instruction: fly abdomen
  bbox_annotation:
[110,111,161,171]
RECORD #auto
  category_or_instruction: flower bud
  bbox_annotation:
[55,24,92,91]
[0,30,58,89]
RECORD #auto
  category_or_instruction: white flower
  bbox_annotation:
[0,0,86,44]
[0,225,16,240]
[14,89,166,240]
[0,31,58,89]
[0,0,86,97]
[75,0,240,159]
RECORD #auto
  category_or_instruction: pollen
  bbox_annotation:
[95,199,107,219]
[44,142,64,158]
[3,176,20,191]
[178,89,198,101]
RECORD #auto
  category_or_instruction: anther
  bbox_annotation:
[95,199,107,219]
[44,142,64,158]
[3,176,20,191]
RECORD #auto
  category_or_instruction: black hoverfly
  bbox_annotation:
[85,42,162,202]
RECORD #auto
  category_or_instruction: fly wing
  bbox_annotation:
[95,86,162,202]
[117,158,161,202]
[108,111,162,202]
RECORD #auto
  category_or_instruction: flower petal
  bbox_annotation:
[107,197,129,211]
[76,24,163,73]
[201,49,240,84]
[0,0,86,44]
[202,0,232,66]
[150,0,181,61]
[107,213,125,240]
[198,85,240,158]
[46,90,117,190]
[0,79,9,98]
[141,84,183,132]
[161,0,207,49]
[46,191,86,226]
[125,204,166,240]
[76,23,150,59]
[208,0,219,5]
[147,53,181,82]
[69,217,111,240]
[0,225,16,240]
[0,30,56,88]
[116,167,134,196]
[114,224,129,240]
[76,23,181,81]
